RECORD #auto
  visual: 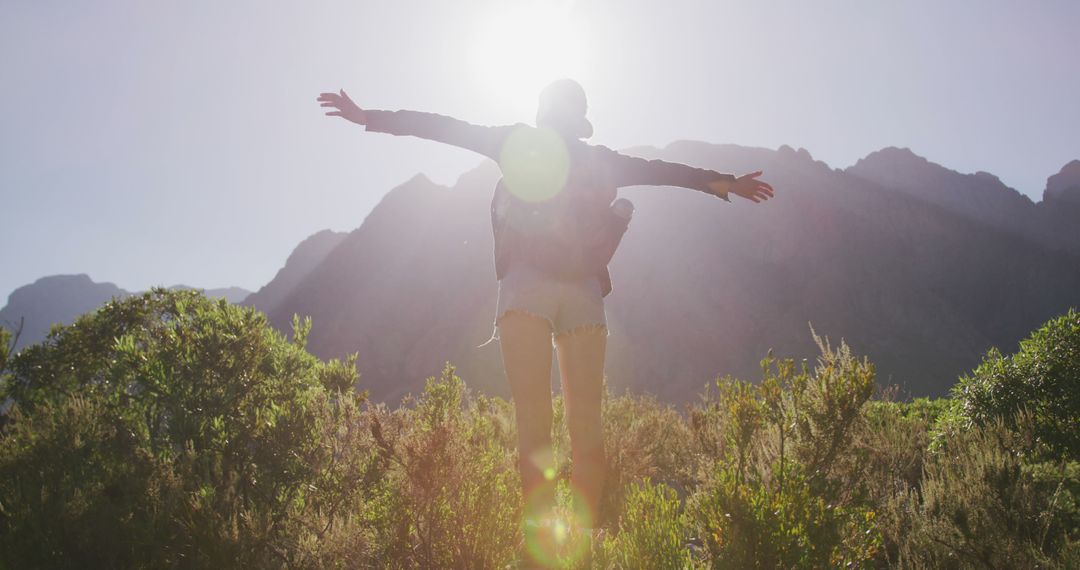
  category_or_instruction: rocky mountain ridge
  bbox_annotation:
[7,144,1078,402]
[246,143,1080,402]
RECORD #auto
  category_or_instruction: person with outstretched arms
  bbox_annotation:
[318,80,773,566]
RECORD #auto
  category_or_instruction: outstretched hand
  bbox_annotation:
[317,89,367,125]
[709,171,775,203]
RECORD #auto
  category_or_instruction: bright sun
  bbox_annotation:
[470,1,591,113]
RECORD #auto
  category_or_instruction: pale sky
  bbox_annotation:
[2,0,1078,300]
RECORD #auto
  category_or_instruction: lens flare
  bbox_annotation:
[499,126,570,203]
[520,480,593,567]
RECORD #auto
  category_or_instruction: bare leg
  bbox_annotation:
[498,311,556,521]
[554,325,607,527]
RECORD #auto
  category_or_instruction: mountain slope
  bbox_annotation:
[251,171,501,400]
[847,148,1080,254]
[0,277,252,351]
[251,144,1080,402]
[242,229,348,314]
[1044,159,1080,206]
[0,275,128,351]
[169,285,252,304]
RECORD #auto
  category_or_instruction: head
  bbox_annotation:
[536,78,593,139]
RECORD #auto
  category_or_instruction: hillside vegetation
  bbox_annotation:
[1,290,1077,568]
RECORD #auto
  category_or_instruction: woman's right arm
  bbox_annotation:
[317,89,511,160]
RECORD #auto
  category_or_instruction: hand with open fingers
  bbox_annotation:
[722,170,775,203]
[317,89,367,125]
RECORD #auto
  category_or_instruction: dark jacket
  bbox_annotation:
[364,109,735,296]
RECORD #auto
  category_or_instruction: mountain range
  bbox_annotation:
[5,144,1079,402]
[0,275,250,351]
[244,143,1080,402]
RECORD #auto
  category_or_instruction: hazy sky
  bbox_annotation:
[2,0,1078,301]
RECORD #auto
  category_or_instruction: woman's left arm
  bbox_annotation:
[601,146,774,203]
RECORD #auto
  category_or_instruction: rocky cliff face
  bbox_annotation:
[242,229,348,315]
[1044,160,1080,207]
[249,170,502,400]
[248,144,1080,403]
[847,150,1080,256]
[1034,159,1080,259]
[846,147,1041,242]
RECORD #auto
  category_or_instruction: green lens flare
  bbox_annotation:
[552,519,568,542]
[499,126,570,203]
[520,481,593,567]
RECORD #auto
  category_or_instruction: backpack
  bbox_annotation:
[490,176,633,298]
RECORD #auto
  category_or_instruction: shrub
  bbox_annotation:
[947,308,1080,460]
[853,398,945,564]
[859,398,948,490]
[685,334,881,569]
[597,479,691,569]
[0,326,10,375]
[363,363,520,568]
[688,460,880,569]
[0,289,370,568]
[898,414,1080,568]
[0,326,11,428]
[599,390,694,527]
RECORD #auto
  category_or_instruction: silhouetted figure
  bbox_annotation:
[318,79,772,566]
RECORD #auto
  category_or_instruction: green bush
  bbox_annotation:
[685,334,881,569]
[853,398,946,563]
[898,415,1080,568]
[0,289,371,568]
[597,479,691,569]
[0,326,10,377]
[859,398,949,490]
[362,363,521,568]
[689,461,880,569]
[948,308,1080,460]
[599,391,694,527]
[0,326,11,429]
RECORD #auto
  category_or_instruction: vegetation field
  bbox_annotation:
[1,290,1077,568]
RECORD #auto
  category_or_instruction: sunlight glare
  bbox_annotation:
[499,125,570,203]
[552,519,568,542]
[470,1,590,113]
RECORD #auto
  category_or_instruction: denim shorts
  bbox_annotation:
[492,262,608,340]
